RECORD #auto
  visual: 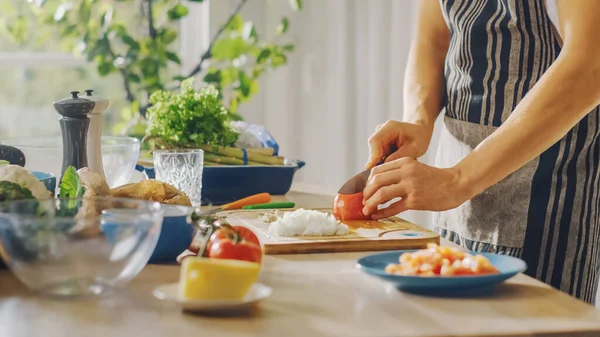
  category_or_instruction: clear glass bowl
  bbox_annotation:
[0,197,163,298]
[0,136,140,188]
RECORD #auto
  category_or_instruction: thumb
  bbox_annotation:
[365,153,382,170]
[365,143,384,169]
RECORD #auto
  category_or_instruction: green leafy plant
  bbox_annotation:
[2,0,302,136]
[145,77,239,148]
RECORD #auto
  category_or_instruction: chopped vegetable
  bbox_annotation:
[0,181,34,202]
[0,165,51,200]
[58,166,86,199]
[145,77,239,149]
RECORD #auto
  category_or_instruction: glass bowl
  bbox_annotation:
[0,197,163,298]
[0,136,140,188]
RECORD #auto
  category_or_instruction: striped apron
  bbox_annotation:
[434,0,600,304]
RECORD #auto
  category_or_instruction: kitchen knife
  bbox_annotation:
[337,155,391,195]
[337,168,372,195]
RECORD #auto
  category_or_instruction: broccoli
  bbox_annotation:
[0,181,34,202]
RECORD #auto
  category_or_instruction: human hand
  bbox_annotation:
[365,120,433,169]
[362,158,471,219]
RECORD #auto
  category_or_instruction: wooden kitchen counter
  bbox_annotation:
[0,191,599,337]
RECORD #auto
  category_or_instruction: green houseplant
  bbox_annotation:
[1,0,301,138]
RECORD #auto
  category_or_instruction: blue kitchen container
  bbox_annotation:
[33,171,56,193]
[137,160,305,206]
[101,205,194,264]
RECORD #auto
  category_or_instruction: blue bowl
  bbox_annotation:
[33,171,56,193]
[137,160,305,206]
[101,205,194,264]
[148,205,194,264]
[356,250,527,294]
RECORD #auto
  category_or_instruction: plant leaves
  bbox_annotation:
[121,35,140,50]
[145,78,239,148]
[128,73,141,83]
[256,48,271,64]
[282,44,294,52]
[226,14,244,32]
[7,16,29,43]
[160,29,178,44]
[277,17,289,35]
[211,37,248,61]
[289,0,303,11]
[78,0,92,23]
[167,3,189,20]
[166,51,181,64]
[98,61,114,76]
[203,69,221,84]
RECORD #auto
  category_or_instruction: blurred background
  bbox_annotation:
[0,0,438,225]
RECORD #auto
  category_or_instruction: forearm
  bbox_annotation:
[455,53,600,198]
[402,0,449,134]
[402,41,447,134]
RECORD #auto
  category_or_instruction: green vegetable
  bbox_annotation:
[0,181,34,202]
[0,160,8,166]
[59,166,86,199]
[145,77,239,149]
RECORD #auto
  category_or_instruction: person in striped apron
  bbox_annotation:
[361,0,600,304]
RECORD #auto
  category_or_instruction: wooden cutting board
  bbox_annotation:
[221,208,440,255]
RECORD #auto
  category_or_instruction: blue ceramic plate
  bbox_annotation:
[356,250,527,294]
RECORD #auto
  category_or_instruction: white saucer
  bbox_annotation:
[153,282,273,312]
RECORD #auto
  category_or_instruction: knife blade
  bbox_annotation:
[337,168,372,195]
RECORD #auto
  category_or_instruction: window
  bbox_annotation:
[0,0,209,139]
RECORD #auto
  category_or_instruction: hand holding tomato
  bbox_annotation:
[207,225,262,263]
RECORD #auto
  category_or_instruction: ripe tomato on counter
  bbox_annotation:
[333,192,372,221]
[207,225,262,263]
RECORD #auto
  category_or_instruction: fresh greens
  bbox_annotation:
[59,166,86,199]
[0,160,8,166]
[145,77,239,149]
[0,181,34,202]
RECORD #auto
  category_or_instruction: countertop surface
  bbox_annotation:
[0,191,599,337]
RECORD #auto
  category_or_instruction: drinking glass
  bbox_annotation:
[153,149,204,206]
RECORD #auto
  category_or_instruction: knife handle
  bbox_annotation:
[221,193,272,210]
[242,201,296,210]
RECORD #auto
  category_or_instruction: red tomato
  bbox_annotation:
[207,225,262,263]
[333,192,372,221]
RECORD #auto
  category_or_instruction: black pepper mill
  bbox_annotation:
[53,91,96,178]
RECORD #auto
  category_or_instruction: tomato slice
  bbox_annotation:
[333,192,372,221]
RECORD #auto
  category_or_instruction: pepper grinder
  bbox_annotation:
[83,89,109,180]
[53,91,95,178]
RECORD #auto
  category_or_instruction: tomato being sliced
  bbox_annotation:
[333,192,372,221]
[207,225,262,263]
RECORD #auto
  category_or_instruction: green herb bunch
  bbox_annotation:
[145,77,239,149]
